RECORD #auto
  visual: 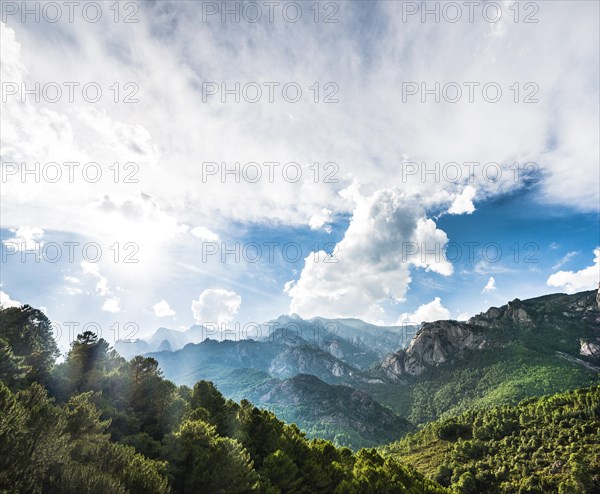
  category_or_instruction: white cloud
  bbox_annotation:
[482,276,497,293]
[102,297,121,314]
[190,227,219,242]
[1,1,598,326]
[153,300,176,318]
[63,275,83,295]
[80,261,122,311]
[286,187,453,322]
[547,248,600,294]
[2,226,44,251]
[191,289,241,325]
[448,186,476,215]
[81,261,110,296]
[397,297,451,324]
[0,290,21,308]
[552,251,578,270]
[2,2,597,244]
[308,209,333,232]
[456,312,470,322]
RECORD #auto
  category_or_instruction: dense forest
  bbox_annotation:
[2,303,599,493]
[382,386,600,493]
[0,305,448,493]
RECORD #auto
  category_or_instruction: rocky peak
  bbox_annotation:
[468,298,532,328]
[379,320,489,380]
[379,289,600,382]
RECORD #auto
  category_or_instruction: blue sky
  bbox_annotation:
[1,1,599,350]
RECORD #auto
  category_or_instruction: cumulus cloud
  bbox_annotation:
[0,290,21,308]
[482,276,497,293]
[153,300,176,318]
[2,226,44,251]
[285,188,453,322]
[547,248,600,294]
[397,297,451,324]
[308,209,333,232]
[191,289,242,325]
[448,186,476,215]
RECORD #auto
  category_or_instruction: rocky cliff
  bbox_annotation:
[379,288,600,381]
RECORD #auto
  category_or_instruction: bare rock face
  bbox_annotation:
[580,339,600,358]
[379,288,600,382]
[469,299,533,328]
[379,320,488,379]
[379,351,406,382]
[506,299,533,324]
[597,282,600,308]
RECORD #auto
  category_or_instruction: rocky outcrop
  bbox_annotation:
[468,298,533,328]
[379,289,600,381]
[380,320,489,380]
[268,345,357,381]
[580,339,600,358]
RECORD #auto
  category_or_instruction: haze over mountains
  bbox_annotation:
[115,288,600,449]
[114,316,418,363]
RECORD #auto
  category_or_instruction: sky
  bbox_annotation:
[1,0,599,351]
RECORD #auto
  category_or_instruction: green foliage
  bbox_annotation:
[382,385,600,493]
[0,338,31,388]
[164,419,259,493]
[0,305,59,385]
[0,380,170,494]
[1,311,450,493]
[14,294,600,493]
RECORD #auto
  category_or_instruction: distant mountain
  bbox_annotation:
[262,315,417,370]
[144,288,599,448]
[145,324,413,448]
[115,315,417,365]
[114,324,206,359]
[146,340,409,448]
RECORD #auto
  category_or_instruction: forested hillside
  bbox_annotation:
[0,304,447,494]
[382,386,600,493]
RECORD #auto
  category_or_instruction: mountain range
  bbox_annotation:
[116,288,600,449]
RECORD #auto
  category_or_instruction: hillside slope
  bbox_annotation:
[381,385,600,493]
[366,289,600,424]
